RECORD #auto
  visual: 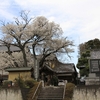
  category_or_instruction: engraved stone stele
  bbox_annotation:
[85,50,100,85]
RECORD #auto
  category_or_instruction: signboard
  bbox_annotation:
[90,59,100,72]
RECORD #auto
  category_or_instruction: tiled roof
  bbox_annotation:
[53,63,76,73]
[5,67,32,72]
[44,60,76,73]
[0,45,21,52]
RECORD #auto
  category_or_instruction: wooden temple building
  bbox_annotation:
[40,59,78,84]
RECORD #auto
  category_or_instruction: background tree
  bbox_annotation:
[77,38,100,76]
[0,51,34,69]
[85,38,100,50]
[78,43,86,56]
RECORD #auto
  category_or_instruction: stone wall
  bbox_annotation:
[0,88,23,100]
[72,86,100,100]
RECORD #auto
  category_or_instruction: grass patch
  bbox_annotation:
[27,81,42,100]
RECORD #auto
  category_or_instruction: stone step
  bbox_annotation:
[38,93,63,96]
[38,95,63,97]
[37,98,63,100]
[37,86,64,100]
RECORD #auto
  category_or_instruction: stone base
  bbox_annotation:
[85,73,100,85]
[85,78,100,85]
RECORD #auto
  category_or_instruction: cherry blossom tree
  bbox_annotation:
[0,50,34,69]
[0,11,74,69]
[29,16,74,67]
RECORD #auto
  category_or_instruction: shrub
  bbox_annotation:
[14,78,36,88]
[27,81,42,100]
[25,79,35,88]
[3,80,12,87]
[14,78,26,88]
[64,83,75,100]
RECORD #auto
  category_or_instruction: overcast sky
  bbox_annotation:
[0,0,100,65]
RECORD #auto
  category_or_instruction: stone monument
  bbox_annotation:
[85,50,100,85]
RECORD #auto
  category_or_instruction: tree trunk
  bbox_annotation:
[39,54,51,68]
[22,49,27,67]
[6,45,12,55]
[39,56,45,68]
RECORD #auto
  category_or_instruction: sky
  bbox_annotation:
[0,0,100,65]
